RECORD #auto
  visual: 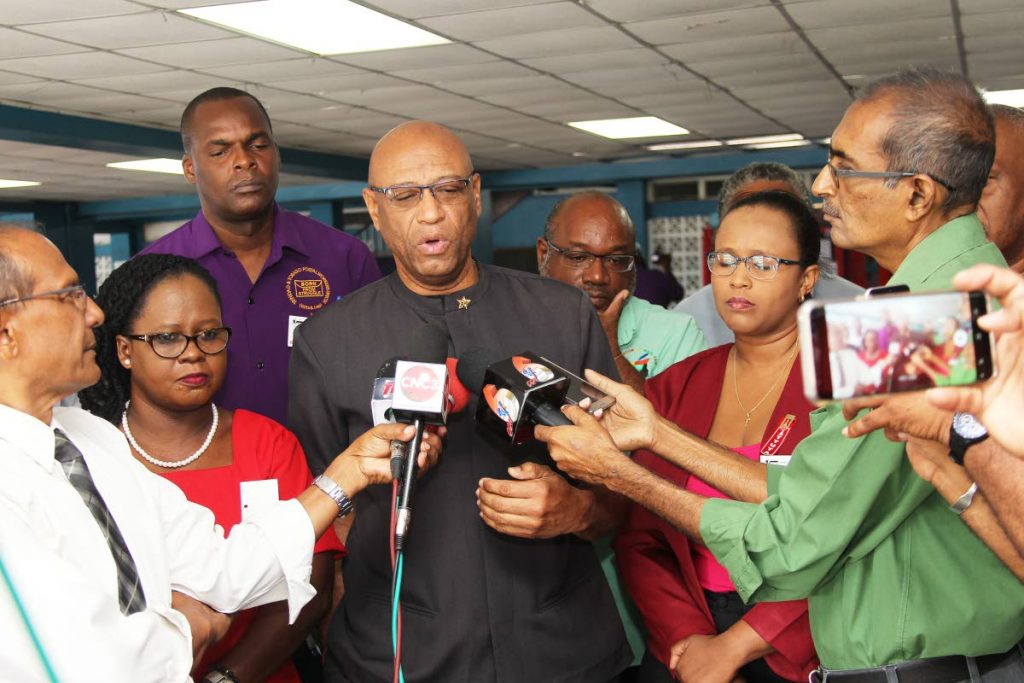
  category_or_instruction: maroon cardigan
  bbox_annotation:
[613,344,818,681]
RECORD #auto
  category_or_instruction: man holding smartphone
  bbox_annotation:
[537,67,1024,682]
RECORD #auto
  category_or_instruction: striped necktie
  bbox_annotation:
[54,429,146,615]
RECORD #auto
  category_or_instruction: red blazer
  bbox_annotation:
[613,344,819,681]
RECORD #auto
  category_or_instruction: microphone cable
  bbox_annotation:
[389,478,405,683]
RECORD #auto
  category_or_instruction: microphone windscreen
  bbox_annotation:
[446,357,471,414]
[456,347,502,395]
[408,323,449,364]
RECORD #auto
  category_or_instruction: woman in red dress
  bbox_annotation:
[81,255,344,683]
[615,192,822,683]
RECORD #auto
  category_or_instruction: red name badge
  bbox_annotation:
[761,414,796,457]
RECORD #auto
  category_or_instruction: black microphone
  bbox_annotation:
[388,324,450,549]
[457,348,572,445]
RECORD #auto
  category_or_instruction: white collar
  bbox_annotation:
[0,402,61,474]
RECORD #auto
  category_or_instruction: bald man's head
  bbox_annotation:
[368,121,473,186]
[362,121,481,296]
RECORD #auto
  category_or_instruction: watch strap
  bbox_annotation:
[314,474,354,518]
[949,412,989,466]
[203,667,240,683]
[949,482,979,515]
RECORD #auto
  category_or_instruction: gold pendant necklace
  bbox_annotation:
[731,343,799,443]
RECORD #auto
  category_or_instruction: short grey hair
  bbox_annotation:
[718,162,807,216]
[0,224,39,303]
[856,67,994,213]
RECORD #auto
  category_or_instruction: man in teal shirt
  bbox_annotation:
[537,191,706,393]
[535,68,1024,681]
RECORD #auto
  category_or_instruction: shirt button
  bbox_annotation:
[257,361,265,370]
[248,296,254,305]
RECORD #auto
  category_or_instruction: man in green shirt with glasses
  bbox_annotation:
[536,67,1024,682]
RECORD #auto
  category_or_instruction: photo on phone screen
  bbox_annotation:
[798,290,994,401]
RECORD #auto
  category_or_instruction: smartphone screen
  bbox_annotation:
[799,290,994,401]
[538,356,616,413]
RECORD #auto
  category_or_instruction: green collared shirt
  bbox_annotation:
[700,214,1023,669]
[617,295,707,378]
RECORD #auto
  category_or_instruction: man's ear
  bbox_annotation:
[536,237,549,273]
[905,175,939,222]
[362,188,382,234]
[0,314,18,361]
[183,153,197,187]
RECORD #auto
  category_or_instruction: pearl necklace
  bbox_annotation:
[122,401,219,469]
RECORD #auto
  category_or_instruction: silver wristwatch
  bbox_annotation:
[313,474,354,518]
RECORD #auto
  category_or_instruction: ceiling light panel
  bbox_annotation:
[568,116,689,139]
[984,89,1024,107]
[107,159,184,175]
[0,179,42,188]
[180,0,450,56]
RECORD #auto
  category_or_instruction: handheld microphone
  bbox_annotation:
[456,349,572,445]
[389,324,450,548]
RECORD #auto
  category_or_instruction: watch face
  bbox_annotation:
[953,412,988,440]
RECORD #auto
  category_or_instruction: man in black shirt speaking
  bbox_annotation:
[288,121,631,682]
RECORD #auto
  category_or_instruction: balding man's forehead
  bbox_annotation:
[368,121,473,185]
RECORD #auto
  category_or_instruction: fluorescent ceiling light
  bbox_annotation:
[727,133,805,146]
[0,179,40,189]
[647,140,724,151]
[745,140,813,150]
[107,159,184,175]
[181,0,450,56]
[983,89,1024,108]
[568,116,689,139]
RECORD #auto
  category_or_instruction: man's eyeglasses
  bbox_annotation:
[545,239,636,273]
[369,174,476,209]
[707,251,800,281]
[825,161,956,193]
[125,327,232,360]
[0,284,88,310]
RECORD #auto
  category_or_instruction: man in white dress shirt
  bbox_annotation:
[0,225,427,682]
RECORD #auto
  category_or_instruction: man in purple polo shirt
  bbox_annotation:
[142,87,380,426]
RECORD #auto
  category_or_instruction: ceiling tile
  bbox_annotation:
[659,32,804,63]
[332,44,492,72]
[806,17,954,49]
[443,74,568,97]
[520,48,668,75]
[117,37,303,69]
[357,0,558,20]
[392,60,534,86]
[198,57,363,84]
[784,0,950,29]
[0,70,44,86]
[958,0,1023,11]
[0,0,142,24]
[585,0,772,23]
[0,28,86,60]
[475,26,638,59]
[0,51,166,80]
[626,6,789,45]
[71,69,226,94]
[961,9,1024,34]
[419,2,603,41]
[563,63,695,88]
[24,12,234,49]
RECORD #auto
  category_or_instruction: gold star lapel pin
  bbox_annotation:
[457,296,471,310]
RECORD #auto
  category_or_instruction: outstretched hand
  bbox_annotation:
[336,422,445,492]
[534,404,632,487]
[925,264,1024,456]
[582,369,658,452]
